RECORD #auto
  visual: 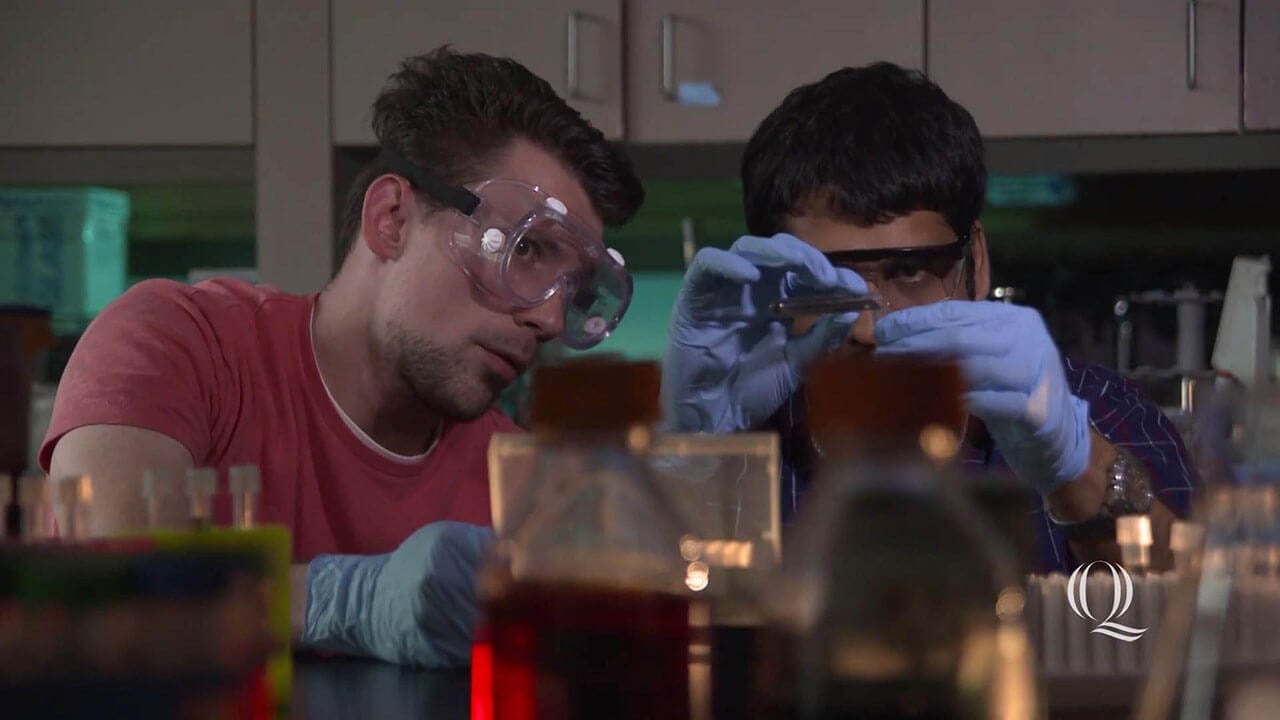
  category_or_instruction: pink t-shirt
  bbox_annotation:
[40,278,518,560]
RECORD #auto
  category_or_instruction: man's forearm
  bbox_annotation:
[48,425,197,539]
[1048,430,1174,571]
[1046,428,1114,523]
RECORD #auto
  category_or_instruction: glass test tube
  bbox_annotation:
[228,465,260,529]
[142,469,163,529]
[56,474,93,541]
[768,293,881,319]
[1116,514,1154,574]
[142,468,188,530]
[1170,521,1205,575]
[17,472,52,542]
[1,473,11,541]
[185,467,217,530]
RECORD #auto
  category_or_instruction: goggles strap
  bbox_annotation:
[376,146,481,216]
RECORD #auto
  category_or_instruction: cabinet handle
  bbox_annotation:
[567,11,582,99]
[1186,0,1198,90]
[661,13,677,100]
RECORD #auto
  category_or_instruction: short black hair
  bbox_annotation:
[741,62,986,239]
[338,47,644,256]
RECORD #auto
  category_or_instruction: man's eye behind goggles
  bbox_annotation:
[376,146,632,350]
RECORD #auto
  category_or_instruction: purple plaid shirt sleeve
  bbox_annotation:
[772,357,1197,573]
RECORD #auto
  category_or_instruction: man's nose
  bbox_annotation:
[843,275,885,349]
[844,309,877,348]
[513,293,566,342]
[790,307,876,350]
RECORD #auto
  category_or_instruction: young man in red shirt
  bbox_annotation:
[42,48,643,667]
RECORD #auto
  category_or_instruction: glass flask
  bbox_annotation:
[754,355,1037,720]
[478,359,707,720]
[491,426,782,720]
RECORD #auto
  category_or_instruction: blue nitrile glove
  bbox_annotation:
[302,521,493,668]
[662,234,869,433]
[874,301,1092,496]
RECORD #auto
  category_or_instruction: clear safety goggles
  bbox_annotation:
[377,147,632,349]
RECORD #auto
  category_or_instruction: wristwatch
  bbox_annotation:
[1099,447,1154,517]
[1049,446,1154,540]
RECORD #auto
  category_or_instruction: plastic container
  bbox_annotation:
[0,187,129,334]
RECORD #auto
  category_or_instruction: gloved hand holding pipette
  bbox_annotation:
[661,229,1092,497]
[661,233,872,433]
[302,521,493,667]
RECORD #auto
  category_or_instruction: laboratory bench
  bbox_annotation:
[291,655,469,720]
[0,655,1251,720]
[287,654,1146,720]
[291,655,1280,720]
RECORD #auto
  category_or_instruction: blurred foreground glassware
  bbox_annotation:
[136,463,292,712]
[0,543,276,718]
[1135,380,1280,720]
[491,426,781,720]
[16,472,52,542]
[479,359,705,720]
[0,321,30,540]
[755,355,1037,720]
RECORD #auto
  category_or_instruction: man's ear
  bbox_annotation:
[969,221,992,300]
[359,175,416,260]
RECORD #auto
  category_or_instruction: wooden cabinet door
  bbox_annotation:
[0,0,253,145]
[625,0,924,143]
[1244,0,1280,130]
[332,0,624,143]
[929,0,1241,137]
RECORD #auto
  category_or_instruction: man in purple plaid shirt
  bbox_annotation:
[769,358,1194,573]
[660,63,1194,573]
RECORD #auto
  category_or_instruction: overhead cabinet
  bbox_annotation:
[928,0,1242,137]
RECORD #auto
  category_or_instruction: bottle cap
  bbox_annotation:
[805,354,966,458]
[530,359,661,435]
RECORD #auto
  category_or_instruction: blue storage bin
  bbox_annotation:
[0,188,130,334]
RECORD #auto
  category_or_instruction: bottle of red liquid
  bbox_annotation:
[479,360,705,720]
[470,620,495,720]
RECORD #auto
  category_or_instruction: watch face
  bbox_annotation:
[1115,451,1154,514]
[1132,483,1155,513]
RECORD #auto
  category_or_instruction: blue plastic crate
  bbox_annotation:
[0,187,130,333]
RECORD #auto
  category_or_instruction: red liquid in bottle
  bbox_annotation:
[486,582,696,720]
[472,622,495,720]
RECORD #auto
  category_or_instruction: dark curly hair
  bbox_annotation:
[742,62,986,240]
[338,46,644,255]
